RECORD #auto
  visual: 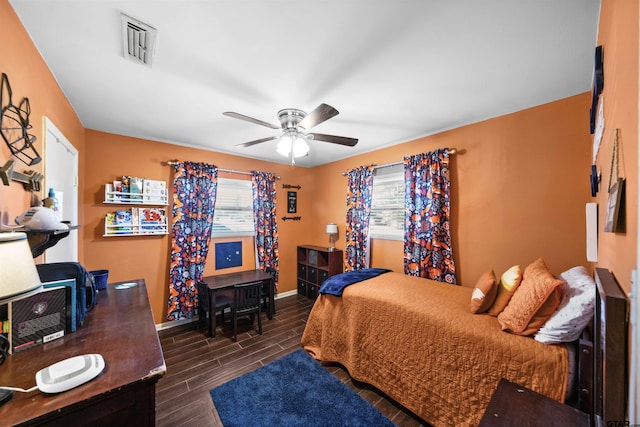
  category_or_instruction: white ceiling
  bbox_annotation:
[9,0,600,167]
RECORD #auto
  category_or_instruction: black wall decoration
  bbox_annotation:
[283,184,302,220]
[590,45,604,135]
[0,73,41,166]
[282,184,301,190]
[590,164,599,197]
[287,191,297,213]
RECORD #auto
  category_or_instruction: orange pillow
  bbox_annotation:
[470,270,498,313]
[497,258,565,336]
[487,265,522,316]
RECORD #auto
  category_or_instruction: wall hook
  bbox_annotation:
[0,159,43,191]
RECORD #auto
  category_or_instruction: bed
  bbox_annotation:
[301,268,593,427]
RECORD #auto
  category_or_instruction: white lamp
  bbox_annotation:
[326,223,338,251]
[0,232,42,303]
[0,232,42,407]
[277,130,310,162]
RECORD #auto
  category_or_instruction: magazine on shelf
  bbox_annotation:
[143,179,167,204]
[120,176,130,194]
[115,209,132,232]
[129,177,143,202]
[106,212,116,227]
[111,180,123,201]
[131,206,140,232]
[139,207,166,232]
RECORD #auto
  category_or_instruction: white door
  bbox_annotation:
[44,117,78,262]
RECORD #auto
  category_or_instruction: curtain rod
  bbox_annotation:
[340,148,457,176]
[164,160,280,179]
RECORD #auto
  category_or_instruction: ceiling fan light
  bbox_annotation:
[277,135,292,157]
[292,137,309,157]
[277,131,309,158]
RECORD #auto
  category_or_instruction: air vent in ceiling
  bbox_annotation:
[121,13,156,67]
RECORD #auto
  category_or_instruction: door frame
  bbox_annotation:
[44,117,78,262]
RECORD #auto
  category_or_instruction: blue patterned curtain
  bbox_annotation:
[344,165,374,271]
[404,149,456,284]
[252,171,279,291]
[167,161,218,320]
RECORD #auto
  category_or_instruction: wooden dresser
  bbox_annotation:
[0,279,166,426]
[478,378,589,427]
[297,245,343,299]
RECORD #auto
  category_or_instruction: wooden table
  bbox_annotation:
[199,269,275,337]
[478,378,589,427]
[0,278,166,426]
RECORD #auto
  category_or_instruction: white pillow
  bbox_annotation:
[534,266,595,344]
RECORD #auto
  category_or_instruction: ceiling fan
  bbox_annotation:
[223,103,358,164]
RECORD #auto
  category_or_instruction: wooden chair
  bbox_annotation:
[196,281,233,337]
[262,267,277,316]
[229,281,263,342]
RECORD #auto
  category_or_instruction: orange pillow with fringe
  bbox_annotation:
[497,257,565,336]
[470,269,498,313]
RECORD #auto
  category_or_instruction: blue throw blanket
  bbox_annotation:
[319,268,391,296]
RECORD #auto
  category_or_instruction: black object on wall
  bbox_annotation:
[0,73,41,166]
[590,45,604,134]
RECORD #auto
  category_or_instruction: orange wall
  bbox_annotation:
[311,94,593,286]
[0,1,85,259]
[83,130,319,323]
[593,0,638,294]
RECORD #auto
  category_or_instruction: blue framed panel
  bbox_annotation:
[215,241,242,270]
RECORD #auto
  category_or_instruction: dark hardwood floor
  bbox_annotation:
[156,294,429,427]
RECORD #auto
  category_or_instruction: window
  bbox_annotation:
[212,178,255,237]
[369,164,404,240]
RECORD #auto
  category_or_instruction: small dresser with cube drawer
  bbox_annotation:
[297,245,343,299]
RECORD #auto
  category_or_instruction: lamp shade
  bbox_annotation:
[277,130,310,158]
[326,223,338,234]
[0,232,42,302]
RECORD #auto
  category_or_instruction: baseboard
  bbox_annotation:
[276,289,297,299]
[155,289,300,331]
[156,316,198,331]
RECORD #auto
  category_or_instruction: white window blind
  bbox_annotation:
[212,178,255,237]
[369,164,404,240]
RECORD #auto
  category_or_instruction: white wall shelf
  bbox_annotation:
[103,207,168,237]
[102,177,169,236]
[103,178,168,205]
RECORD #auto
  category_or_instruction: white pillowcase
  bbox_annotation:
[535,266,595,344]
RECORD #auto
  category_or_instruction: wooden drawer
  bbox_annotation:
[308,267,318,284]
[297,264,307,280]
[297,280,307,296]
[307,284,318,300]
[318,269,329,284]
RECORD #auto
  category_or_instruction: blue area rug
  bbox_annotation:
[210,349,395,427]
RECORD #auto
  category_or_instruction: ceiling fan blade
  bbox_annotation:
[223,112,279,129]
[235,135,279,148]
[297,104,339,130]
[309,133,358,147]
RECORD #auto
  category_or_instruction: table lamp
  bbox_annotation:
[326,223,338,251]
[0,232,42,302]
[0,232,43,406]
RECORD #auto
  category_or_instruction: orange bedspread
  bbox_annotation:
[301,272,569,427]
